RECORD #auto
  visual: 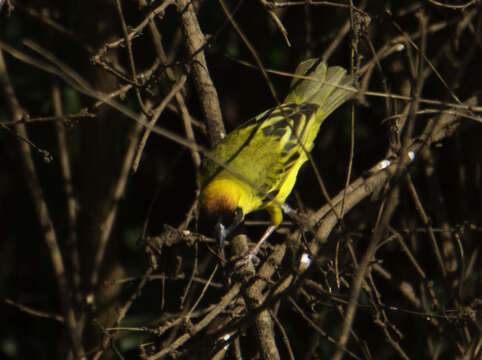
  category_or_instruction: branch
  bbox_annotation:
[175,0,225,146]
[0,50,86,359]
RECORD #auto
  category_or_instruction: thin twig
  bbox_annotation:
[0,50,85,359]
[4,298,64,323]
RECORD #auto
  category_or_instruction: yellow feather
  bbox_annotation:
[200,59,354,230]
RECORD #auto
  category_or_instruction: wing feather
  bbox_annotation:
[201,102,320,206]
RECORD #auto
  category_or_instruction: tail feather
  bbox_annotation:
[321,66,354,115]
[284,59,354,116]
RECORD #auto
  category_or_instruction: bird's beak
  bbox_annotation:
[215,221,228,249]
[215,207,244,250]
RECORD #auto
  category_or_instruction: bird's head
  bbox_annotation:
[200,179,248,247]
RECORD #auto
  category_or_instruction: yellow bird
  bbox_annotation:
[200,59,354,247]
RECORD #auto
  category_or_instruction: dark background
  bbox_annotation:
[0,0,481,359]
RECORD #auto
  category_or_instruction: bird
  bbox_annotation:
[200,59,355,254]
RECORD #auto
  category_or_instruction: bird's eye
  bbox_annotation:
[231,207,244,228]
[216,207,243,230]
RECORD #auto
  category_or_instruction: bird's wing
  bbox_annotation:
[201,102,320,204]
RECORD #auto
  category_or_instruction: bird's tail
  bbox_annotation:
[284,59,354,116]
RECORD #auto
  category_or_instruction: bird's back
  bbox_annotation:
[200,59,354,221]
